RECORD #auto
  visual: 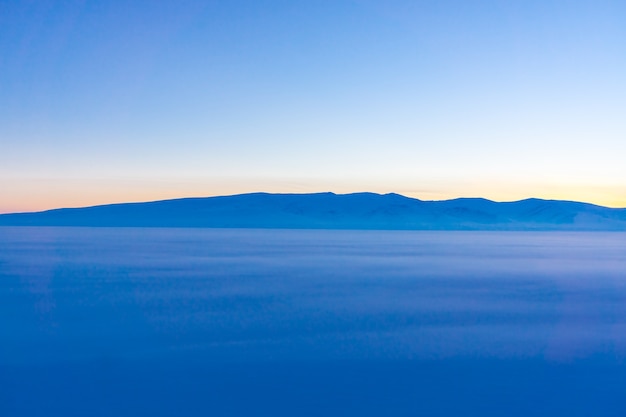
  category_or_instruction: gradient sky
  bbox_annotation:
[2,0,625,213]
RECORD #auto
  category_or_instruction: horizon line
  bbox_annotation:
[2,191,624,216]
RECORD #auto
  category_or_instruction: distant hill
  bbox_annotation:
[1,192,626,230]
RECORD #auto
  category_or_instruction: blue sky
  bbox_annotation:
[1,0,625,212]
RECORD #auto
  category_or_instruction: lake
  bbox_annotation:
[1,227,625,416]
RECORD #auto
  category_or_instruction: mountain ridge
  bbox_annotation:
[1,192,625,230]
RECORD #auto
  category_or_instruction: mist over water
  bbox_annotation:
[1,227,626,416]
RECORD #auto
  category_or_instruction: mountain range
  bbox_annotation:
[1,192,625,230]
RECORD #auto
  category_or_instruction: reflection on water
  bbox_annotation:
[1,227,626,416]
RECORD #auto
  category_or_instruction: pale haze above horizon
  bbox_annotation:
[2,0,625,214]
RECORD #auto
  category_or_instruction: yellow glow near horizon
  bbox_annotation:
[1,177,624,214]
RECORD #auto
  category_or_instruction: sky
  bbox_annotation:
[1,0,625,213]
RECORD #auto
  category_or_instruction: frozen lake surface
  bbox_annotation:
[1,227,626,416]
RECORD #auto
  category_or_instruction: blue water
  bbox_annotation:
[1,227,626,416]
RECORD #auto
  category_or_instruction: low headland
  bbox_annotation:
[1,192,625,230]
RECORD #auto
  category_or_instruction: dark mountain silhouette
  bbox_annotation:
[1,192,625,230]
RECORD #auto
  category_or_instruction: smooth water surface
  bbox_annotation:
[1,228,626,416]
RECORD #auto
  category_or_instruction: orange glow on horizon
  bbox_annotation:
[2,179,625,215]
